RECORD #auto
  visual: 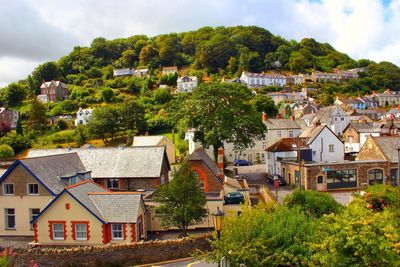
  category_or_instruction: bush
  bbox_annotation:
[283,190,342,218]
[0,132,32,153]
[57,119,68,130]
[0,144,14,159]
[101,87,114,103]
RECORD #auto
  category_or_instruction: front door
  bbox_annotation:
[295,171,300,188]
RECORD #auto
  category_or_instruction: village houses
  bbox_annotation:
[75,108,93,126]
[0,108,18,131]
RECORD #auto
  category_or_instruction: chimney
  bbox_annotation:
[397,104,400,112]
[262,112,268,122]
[217,147,224,180]
[291,115,295,121]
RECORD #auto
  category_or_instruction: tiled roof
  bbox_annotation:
[27,147,168,178]
[266,138,309,152]
[350,122,382,133]
[66,181,109,221]
[265,119,300,130]
[66,181,143,223]
[89,193,142,223]
[372,136,400,162]
[243,72,286,79]
[312,106,337,124]
[299,125,326,144]
[19,153,86,194]
[188,148,220,179]
[40,81,66,88]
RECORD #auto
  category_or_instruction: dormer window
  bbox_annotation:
[27,183,39,195]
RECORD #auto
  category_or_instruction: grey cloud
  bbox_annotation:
[0,0,79,61]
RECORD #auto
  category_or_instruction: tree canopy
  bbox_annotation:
[186,82,265,159]
[154,160,207,236]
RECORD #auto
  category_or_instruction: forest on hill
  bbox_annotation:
[0,25,400,155]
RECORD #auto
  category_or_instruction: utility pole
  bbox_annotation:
[297,136,302,190]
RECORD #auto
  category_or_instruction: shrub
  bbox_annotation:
[57,119,68,130]
[283,190,342,218]
[0,144,14,159]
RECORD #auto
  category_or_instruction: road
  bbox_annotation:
[137,257,217,267]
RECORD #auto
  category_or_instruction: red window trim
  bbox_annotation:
[192,167,209,192]
[33,223,38,243]
[131,223,136,242]
[71,221,90,241]
[123,224,127,240]
[48,221,67,241]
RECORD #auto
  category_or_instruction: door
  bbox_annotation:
[295,171,300,188]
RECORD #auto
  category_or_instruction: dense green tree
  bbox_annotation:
[119,101,146,134]
[74,125,87,147]
[0,144,14,159]
[119,49,137,67]
[187,82,265,159]
[251,94,278,117]
[204,205,316,266]
[56,119,68,130]
[0,83,27,107]
[86,105,121,144]
[27,99,47,131]
[31,62,59,94]
[198,34,236,72]
[16,117,23,136]
[127,77,143,94]
[101,87,114,103]
[156,34,181,66]
[153,88,171,104]
[139,44,159,66]
[155,160,207,237]
[322,94,335,106]
[247,51,263,72]
[283,190,343,218]
[311,199,400,266]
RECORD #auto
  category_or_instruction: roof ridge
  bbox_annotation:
[88,192,143,195]
[22,152,77,160]
[65,180,92,189]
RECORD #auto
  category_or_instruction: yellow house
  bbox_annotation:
[32,181,147,246]
[0,153,89,236]
[132,135,176,164]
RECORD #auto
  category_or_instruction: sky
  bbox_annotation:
[1,0,400,88]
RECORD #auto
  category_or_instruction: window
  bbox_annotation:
[198,180,205,191]
[3,184,14,195]
[277,131,281,137]
[111,224,123,240]
[52,223,65,240]
[326,169,357,189]
[27,184,39,195]
[329,144,334,152]
[289,131,293,137]
[368,169,383,184]
[317,176,323,184]
[341,117,344,121]
[262,142,266,150]
[106,179,119,189]
[334,117,338,121]
[5,209,15,229]
[29,208,40,230]
[75,223,88,240]
[348,136,353,143]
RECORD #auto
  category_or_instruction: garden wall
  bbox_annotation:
[15,236,211,267]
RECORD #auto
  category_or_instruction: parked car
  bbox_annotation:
[224,191,245,204]
[233,159,252,166]
[273,174,286,186]
[266,174,274,184]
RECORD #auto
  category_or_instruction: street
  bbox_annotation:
[136,257,217,267]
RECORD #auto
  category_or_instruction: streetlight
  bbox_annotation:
[397,147,400,190]
[212,207,225,240]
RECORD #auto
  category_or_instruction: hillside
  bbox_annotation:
[0,25,400,156]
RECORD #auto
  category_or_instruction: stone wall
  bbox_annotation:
[14,236,211,267]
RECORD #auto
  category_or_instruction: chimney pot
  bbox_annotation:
[262,112,267,122]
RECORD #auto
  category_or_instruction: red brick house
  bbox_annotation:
[39,81,69,102]
[187,148,224,193]
[0,108,18,131]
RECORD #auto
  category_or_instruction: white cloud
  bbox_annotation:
[1,0,399,86]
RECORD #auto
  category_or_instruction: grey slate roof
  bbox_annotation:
[299,125,326,144]
[66,181,109,221]
[27,147,168,178]
[89,193,142,223]
[350,122,382,133]
[188,148,219,178]
[373,136,400,162]
[312,106,336,124]
[66,181,143,223]
[265,119,300,130]
[20,153,86,194]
